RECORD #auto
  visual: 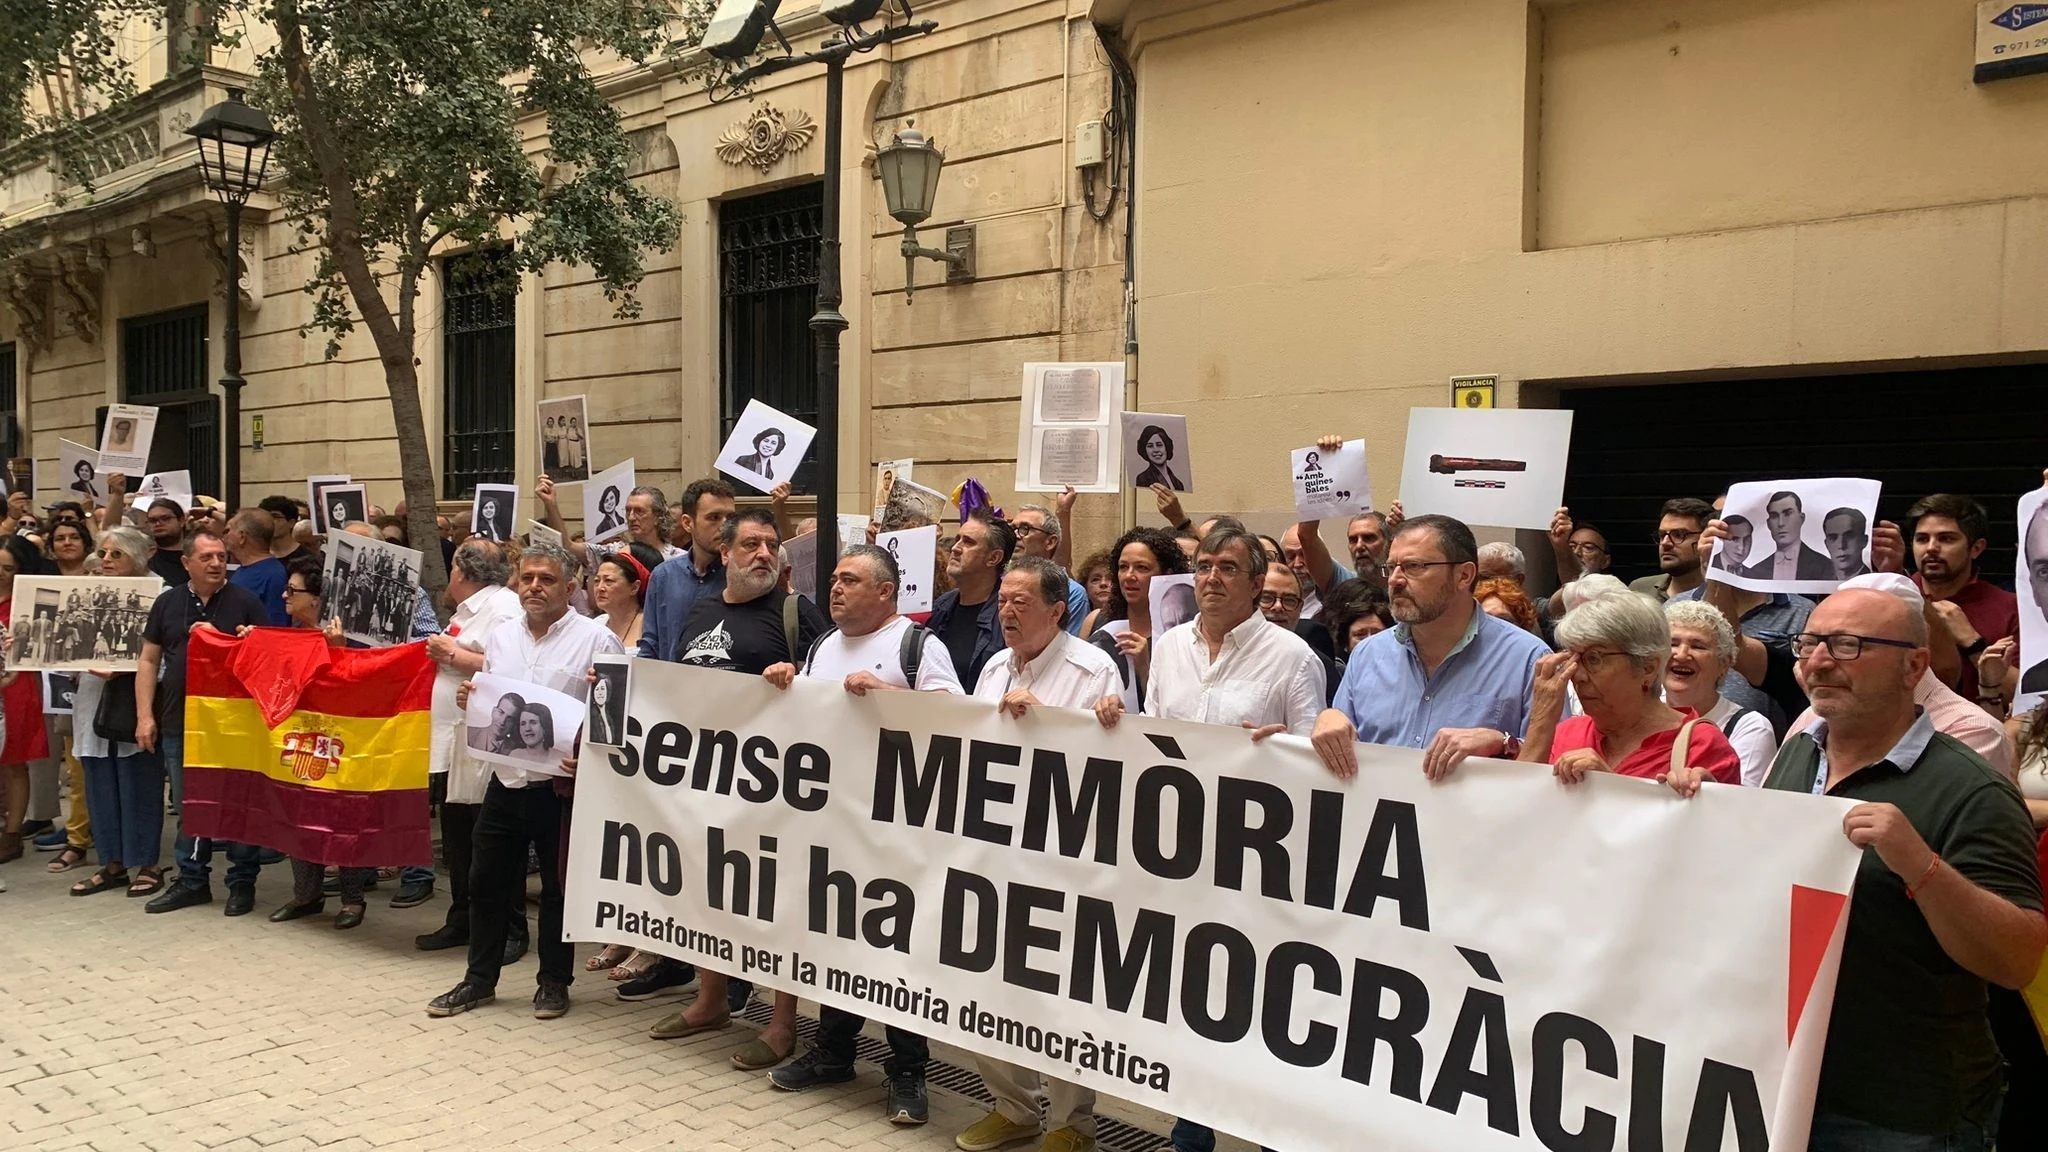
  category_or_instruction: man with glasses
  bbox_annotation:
[1629,497,1715,602]
[1760,579,2043,1151]
[1546,508,1612,582]
[1009,504,1090,635]
[1308,514,1550,780]
[1258,558,1341,705]
[141,499,190,586]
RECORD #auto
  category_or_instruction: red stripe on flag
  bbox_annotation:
[181,766,432,868]
[1788,883,1850,1044]
[186,627,434,719]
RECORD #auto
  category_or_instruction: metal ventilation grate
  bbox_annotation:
[735,998,1169,1152]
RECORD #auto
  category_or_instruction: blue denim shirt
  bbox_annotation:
[1333,604,1550,749]
[639,551,727,661]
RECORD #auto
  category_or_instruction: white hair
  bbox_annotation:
[1553,573,1627,615]
[1016,503,1062,541]
[1477,541,1525,578]
[1664,599,1738,666]
[1555,588,1669,676]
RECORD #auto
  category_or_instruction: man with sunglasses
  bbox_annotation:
[1759,575,2043,1151]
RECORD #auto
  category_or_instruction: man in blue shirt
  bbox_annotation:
[225,510,290,627]
[638,478,734,661]
[1009,504,1090,635]
[1311,514,1550,779]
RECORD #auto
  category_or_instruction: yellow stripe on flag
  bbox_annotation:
[185,697,431,794]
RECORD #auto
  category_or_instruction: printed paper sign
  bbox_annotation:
[874,459,914,519]
[134,470,193,512]
[2013,487,2048,707]
[1123,412,1194,493]
[318,532,423,648]
[1289,438,1371,523]
[585,458,636,546]
[58,440,108,503]
[98,403,158,476]
[470,483,520,543]
[1399,408,1574,531]
[317,484,369,536]
[307,474,353,536]
[716,399,817,495]
[42,672,79,715]
[464,671,585,776]
[878,524,938,616]
[1709,479,1883,597]
[786,531,820,601]
[1016,362,1123,493]
[4,576,160,672]
[1148,572,1196,634]
[586,656,631,749]
[539,395,592,483]
[529,520,564,549]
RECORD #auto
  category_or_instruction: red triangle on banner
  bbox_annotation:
[1789,884,1849,1044]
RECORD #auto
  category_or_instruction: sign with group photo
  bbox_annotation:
[1709,479,1882,597]
[566,663,1864,1152]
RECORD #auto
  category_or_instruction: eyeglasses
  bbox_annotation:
[1571,648,1632,672]
[1656,530,1700,544]
[284,586,311,598]
[1568,541,1608,555]
[1256,591,1303,610]
[1010,523,1048,538]
[1790,632,1919,661]
[1376,560,1457,580]
[1194,559,1248,580]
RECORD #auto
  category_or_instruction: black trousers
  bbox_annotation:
[433,784,522,938]
[464,779,567,990]
[817,1006,927,1075]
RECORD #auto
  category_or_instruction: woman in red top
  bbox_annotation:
[0,538,53,862]
[1520,588,1743,787]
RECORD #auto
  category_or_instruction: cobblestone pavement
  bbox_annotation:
[0,827,1186,1152]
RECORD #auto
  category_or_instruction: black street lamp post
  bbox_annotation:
[185,87,276,513]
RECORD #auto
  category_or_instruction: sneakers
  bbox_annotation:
[616,958,696,1001]
[145,882,213,914]
[956,1111,1040,1152]
[533,980,569,1020]
[31,828,67,851]
[1037,1129,1094,1152]
[885,1066,929,1125]
[426,981,496,1018]
[768,1047,857,1091]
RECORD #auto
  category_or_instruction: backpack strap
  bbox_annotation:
[1717,707,1756,739]
[782,593,801,662]
[1669,717,1702,775]
[898,622,928,688]
[802,625,838,675]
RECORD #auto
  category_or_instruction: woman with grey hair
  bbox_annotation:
[1663,599,1778,786]
[67,526,169,896]
[1518,589,1743,785]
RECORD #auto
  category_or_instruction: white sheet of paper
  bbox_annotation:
[1123,412,1194,493]
[58,439,106,503]
[1016,362,1123,493]
[1148,573,1197,635]
[529,520,563,549]
[470,483,520,543]
[715,399,817,495]
[307,474,352,535]
[539,395,592,484]
[2015,488,2048,713]
[838,515,871,552]
[1399,408,1573,531]
[1708,479,1883,597]
[318,483,369,535]
[463,671,585,776]
[879,524,939,616]
[134,470,193,512]
[586,656,632,750]
[786,531,821,601]
[874,459,914,519]
[584,458,635,545]
[98,403,158,476]
[1290,438,1372,523]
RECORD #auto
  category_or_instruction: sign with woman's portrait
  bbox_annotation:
[587,656,632,749]
[715,399,817,494]
[59,439,107,502]
[539,395,591,483]
[1121,412,1194,494]
[470,483,520,543]
[463,672,586,776]
[583,458,635,545]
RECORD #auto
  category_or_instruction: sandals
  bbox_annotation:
[730,1038,793,1070]
[609,950,662,982]
[585,944,634,973]
[127,867,165,898]
[70,866,130,896]
[47,846,89,874]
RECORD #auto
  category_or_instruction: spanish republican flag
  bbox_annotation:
[181,627,434,867]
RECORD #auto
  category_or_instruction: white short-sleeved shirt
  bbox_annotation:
[1702,695,1780,788]
[1145,613,1325,737]
[433,584,524,784]
[972,629,1120,711]
[481,608,623,788]
[802,616,963,694]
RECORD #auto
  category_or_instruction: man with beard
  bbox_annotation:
[642,508,826,1053]
[1907,494,2017,706]
[1307,514,1550,780]
[1630,497,1715,601]
[141,499,190,586]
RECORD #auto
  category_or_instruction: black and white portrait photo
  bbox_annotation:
[98,403,158,474]
[715,398,817,494]
[587,657,631,748]
[1710,479,1881,596]
[470,483,520,543]
[2017,490,2048,697]
[1149,573,1197,634]
[4,576,160,672]
[318,482,368,536]
[43,672,79,716]
[463,672,584,775]
[1121,412,1194,493]
[319,533,425,647]
[539,395,591,483]
[60,439,107,502]
[584,457,635,545]
[307,474,352,534]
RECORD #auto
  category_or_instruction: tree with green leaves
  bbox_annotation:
[2,0,709,594]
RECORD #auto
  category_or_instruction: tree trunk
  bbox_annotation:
[275,1,449,607]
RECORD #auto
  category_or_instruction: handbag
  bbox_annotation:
[93,673,142,745]
[1668,717,1701,776]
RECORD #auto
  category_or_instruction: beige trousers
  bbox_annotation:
[975,1058,1096,1136]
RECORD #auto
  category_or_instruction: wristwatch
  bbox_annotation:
[1498,731,1522,758]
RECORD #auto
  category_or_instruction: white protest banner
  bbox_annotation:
[716,399,817,494]
[2014,487,2048,706]
[878,524,938,615]
[1289,438,1370,523]
[1017,362,1122,493]
[567,666,1862,1152]
[1709,479,1883,598]
[98,403,158,476]
[1400,408,1573,531]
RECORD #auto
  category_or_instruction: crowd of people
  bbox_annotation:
[1,452,2046,1152]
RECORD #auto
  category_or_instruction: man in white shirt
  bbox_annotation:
[427,543,622,1023]
[761,545,960,1123]
[416,540,524,952]
[956,555,1118,1152]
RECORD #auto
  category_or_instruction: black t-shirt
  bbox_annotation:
[143,582,269,733]
[675,589,827,675]
[148,548,190,587]
[941,597,989,686]
[281,545,318,568]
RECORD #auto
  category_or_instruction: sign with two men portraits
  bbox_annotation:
[566,661,1867,1152]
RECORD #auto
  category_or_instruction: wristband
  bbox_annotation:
[1905,854,1941,901]
[1173,518,1192,532]
[1961,636,1989,658]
